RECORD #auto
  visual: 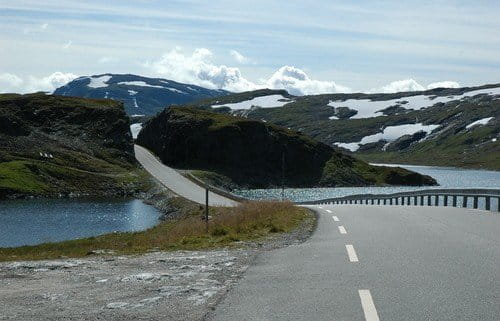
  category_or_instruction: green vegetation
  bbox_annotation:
[0,93,148,198]
[0,200,312,262]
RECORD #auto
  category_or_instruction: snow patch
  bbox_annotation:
[329,115,339,120]
[212,94,291,110]
[466,117,494,129]
[130,123,142,139]
[166,87,187,94]
[335,123,440,152]
[87,75,111,88]
[329,87,500,119]
[117,81,164,88]
[128,90,138,95]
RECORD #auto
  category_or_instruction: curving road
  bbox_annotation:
[207,205,500,321]
[134,145,238,207]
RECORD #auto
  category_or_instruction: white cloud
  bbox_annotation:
[427,81,460,89]
[145,47,258,92]
[98,56,117,64]
[0,73,24,93]
[229,50,248,63]
[376,79,425,93]
[145,48,350,95]
[265,66,350,95]
[62,40,72,49]
[0,72,77,94]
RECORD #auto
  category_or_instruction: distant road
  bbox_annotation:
[134,145,238,207]
[208,205,500,321]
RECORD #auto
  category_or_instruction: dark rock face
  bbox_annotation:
[386,131,427,151]
[54,74,230,116]
[137,107,437,188]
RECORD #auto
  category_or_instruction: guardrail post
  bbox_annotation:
[401,197,405,205]
[435,195,439,206]
[427,195,431,206]
[395,197,399,205]
[462,196,467,208]
[413,196,417,205]
[444,195,448,206]
[383,199,386,205]
[205,187,209,233]
[407,196,411,205]
[485,196,490,211]
[473,196,478,209]
[389,198,393,205]
[452,195,457,207]
[498,197,500,212]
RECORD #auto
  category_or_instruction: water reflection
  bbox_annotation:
[0,198,160,248]
[235,165,500,202]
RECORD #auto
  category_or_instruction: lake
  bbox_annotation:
[234,164,500,202]
[0,198,161,248]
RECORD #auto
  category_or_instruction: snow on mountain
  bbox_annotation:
[53,74,230,116]
[87,75,112,88]
[335,123,440,152]
[328,87,500,119]
[466,117,494,129]
[212,94,292,110]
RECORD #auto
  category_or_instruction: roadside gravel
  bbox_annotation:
[0,209,316,321]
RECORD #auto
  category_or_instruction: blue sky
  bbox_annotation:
[1,0,499,94]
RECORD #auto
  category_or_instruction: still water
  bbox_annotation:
[0,198,160,248]
[235,164,500,202]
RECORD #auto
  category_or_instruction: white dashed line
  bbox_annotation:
[326,209,332,213]
[359,290,380,321]
[332,216,339,222]
[345,244,359,262]
[338,226,347,234]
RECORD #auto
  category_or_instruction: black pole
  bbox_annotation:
[281,150,285,201]
[205,186,209,233]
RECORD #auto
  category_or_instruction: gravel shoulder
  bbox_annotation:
[0,209,316,321]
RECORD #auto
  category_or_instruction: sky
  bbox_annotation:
[1,0,499,95]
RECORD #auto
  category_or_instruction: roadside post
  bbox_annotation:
[205,185,209,233]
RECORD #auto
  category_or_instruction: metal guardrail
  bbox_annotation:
[299,189,500,212]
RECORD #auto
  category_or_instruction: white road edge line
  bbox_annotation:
[332,216,339,222]
[338,226,347,234]
[326,209,332,213]
[359,290,380,321]
[345,244,359,262]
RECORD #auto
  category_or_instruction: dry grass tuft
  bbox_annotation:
[0,200,311,262]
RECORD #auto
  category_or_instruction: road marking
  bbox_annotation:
[332,216,339,222]
[338,226,347,234]
[326,209,332,213]
[345,244,359,262]
[358,290,380,321]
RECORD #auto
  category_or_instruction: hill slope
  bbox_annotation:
[136,107,436,189]
[54,74,230,116]
[187,85,500,169]
[0,93,147,198]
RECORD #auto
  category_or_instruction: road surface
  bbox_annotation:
[208,205,500,321]
[134,145,238,207]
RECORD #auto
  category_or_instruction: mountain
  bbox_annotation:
[185,84,500,170]
[53,73,230,116]
[0,93,147,198]
[136,106,437,189]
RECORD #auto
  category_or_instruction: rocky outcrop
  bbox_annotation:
[137,107,437,188]
[0,93,144,198]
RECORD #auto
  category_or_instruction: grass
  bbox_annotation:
[0,200,312,262]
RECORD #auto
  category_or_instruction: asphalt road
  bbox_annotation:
[134,145,238,207]
[207,205,500,321]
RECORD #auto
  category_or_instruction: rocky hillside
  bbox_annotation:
[187,84,500,170]
[136,107,436,189]
[54,74,229,116]
[0,93,148,198]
